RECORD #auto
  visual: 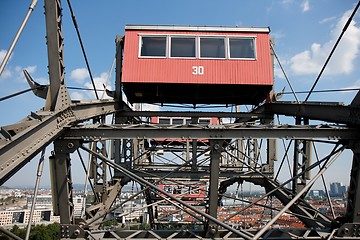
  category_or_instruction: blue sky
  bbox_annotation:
[0,0,359,188]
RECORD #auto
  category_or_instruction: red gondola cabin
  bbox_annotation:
[122,25,273,105]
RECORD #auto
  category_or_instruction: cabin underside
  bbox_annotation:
[123,82,273,105]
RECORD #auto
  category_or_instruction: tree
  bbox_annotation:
[45,222,60,240]
[10,225,26,239]
[102,219,119,228]
[29,223,60,240]
[1,223,60,240]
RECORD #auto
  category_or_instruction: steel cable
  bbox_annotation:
[305,0,360,102]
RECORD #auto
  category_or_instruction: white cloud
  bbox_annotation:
[290,43,322,74]
[24,65,36,74]
[0,49,7,63]
[301,0,310,12]
[319,16,336,24]
[14,66,21,73]
[88,72,111,99]
[0,49,15,81]
[13,65,37,82]
[282,0,293,5]
[235,21,243,27]
[272,51,290,80]
[274,65,286,79]
[70,72,112,100]
[271,31,285,42]
[0,69,12,81]
[71,91,86,100]
[290,10,360,75]
[70,68,89,83]
[343,79,360,89]
[34,77,49,85]
[0,49,42,83]
[280,0,294,10]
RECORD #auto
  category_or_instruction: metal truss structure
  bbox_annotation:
[1,1,360,239]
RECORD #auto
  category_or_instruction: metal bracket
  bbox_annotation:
[61,224,86,239]
[337,223,360,237]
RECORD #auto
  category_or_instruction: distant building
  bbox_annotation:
[73,195,85,217]
[114,198,148,224]
[0,211,13,226]
[308,190,326,199]
[0,194,87,226]
[329,182,347,197]
[0,209,60,226]
[26,195,53,209]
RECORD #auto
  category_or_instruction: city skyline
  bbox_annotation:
[0,1,358,190]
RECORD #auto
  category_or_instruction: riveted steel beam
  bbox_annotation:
[0,100,116,185]
[263,101,360,126]
[63,124,359,140]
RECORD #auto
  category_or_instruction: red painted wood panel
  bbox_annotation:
[122,28,273,86]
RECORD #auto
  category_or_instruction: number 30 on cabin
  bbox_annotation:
[192,66,204,75]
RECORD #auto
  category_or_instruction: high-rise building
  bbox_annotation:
[329,182,347,197]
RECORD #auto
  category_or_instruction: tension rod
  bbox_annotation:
[0,0,38,77]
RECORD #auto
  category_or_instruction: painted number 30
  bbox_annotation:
[192,66,204,75]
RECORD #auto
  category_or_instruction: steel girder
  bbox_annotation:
[62,123,359,140]
[336,141,360,238]
[130,170,273,181]
[292,118,312,195]
[89,228,332,239]
[0,100,116,185]
[207,140,223,234]
[50,139,76,224]
[262,101,360,126]
[117,110,268,120]
[44,0,70,111]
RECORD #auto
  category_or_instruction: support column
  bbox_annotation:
[89,140,108,203]
[191,117,198,173]
[338,141,360,237]
[112,35,134,178]
[265,138,277,175]
[44,0,70,111]
[191,140,198,172]
[50,140,78,224]
[236,139,244,169]
[292,117,312,194]
[247,139,259,168]
[206,140,222,235]
[50,140,86,238]
[143,187,156,229]
[292,118,301,194]
[264,112,276,175]
[347,145,360,223]
[114,36,127,178]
